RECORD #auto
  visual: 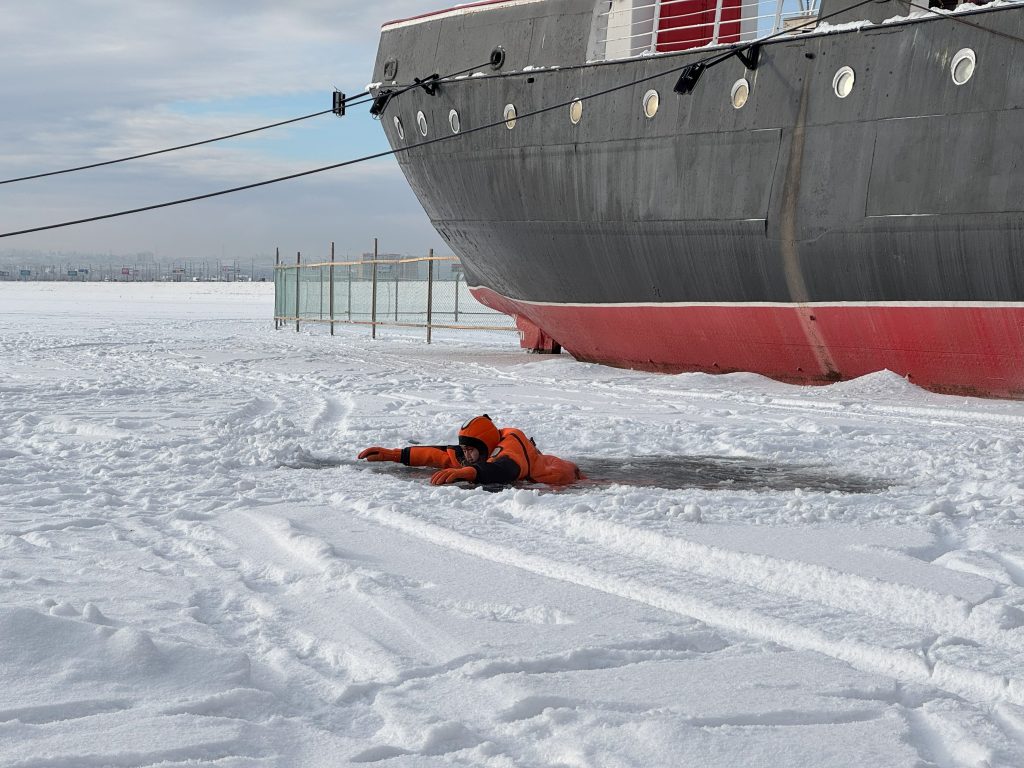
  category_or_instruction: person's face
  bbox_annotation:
[461,445,481,465]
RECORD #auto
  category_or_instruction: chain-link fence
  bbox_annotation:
[273,251,518,341]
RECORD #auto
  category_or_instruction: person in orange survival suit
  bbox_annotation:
[357,414,582,486]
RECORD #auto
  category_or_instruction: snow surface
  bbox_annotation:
[2,282,1024,767]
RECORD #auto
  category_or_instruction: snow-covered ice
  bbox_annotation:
[2,282,1023,766]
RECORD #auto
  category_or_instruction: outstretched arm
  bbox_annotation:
[403,446,461,469]
[357,445,461,469]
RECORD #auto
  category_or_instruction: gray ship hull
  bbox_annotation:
[370,0,1024,396]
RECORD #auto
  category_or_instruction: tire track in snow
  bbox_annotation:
[350,498,1024,709]
[106,510,375,720]
[155,506,491,731]
[499,502,1024,655]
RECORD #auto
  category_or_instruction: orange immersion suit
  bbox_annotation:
[357,414,581,486]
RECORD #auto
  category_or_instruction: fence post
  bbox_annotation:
[274,247,280,329]
[295,251,301,333]
[395,273,399,322]
[329,241,335,336]
[426,249,434,344]
[348,263,352,322]
[371,238,378,339]
[319,263,324,321]
[454,271,460,323]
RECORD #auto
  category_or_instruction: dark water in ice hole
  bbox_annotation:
[570,455,888,494]
[281,455,889,494]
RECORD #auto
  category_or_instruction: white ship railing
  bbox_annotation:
[591,0,821,61]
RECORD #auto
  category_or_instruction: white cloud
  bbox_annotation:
[0,1,446,258]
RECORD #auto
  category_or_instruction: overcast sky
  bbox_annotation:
[0,1,448,262]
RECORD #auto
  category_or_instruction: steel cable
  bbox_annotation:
[0,0,923,239]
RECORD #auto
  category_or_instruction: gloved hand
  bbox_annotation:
[430,466,477,486]
[357,447,401,462]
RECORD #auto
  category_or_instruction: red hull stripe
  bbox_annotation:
[382,0,545,30]
[471,286,1024,398]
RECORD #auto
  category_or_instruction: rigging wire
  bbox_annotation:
[0,0,925,240]
[0,57,495,187]
[0,106,344,186]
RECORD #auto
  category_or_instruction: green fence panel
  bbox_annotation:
[274,259,516,331]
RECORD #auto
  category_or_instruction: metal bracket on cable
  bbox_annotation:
[734,43,761,71]
[332,90,346,117]
[414,74,441,96]
[673,62,707,95]
[369,89,394,118]
[674,41,760,97]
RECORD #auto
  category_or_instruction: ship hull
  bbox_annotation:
[474,286,1024,396]
[372,0,1024,397]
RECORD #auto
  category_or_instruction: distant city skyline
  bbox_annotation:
[0,241,459,283]
[0,1,447,260]
[0,240,448,267]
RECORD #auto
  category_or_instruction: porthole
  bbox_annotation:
[569,98,583,125]
[416,110,428,136]
[642,89,660,119]
[393,116,405,140]
[448,108,461,134]
[503,103,517,129]
[832,66,855,99]
[730,79,750,109]
[951,48,976,85]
